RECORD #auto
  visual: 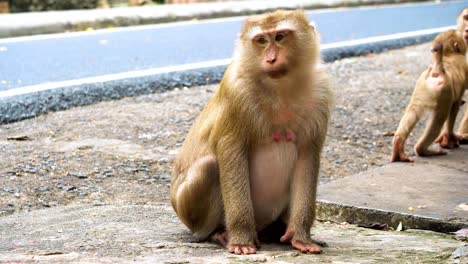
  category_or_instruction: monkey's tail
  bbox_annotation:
[431,42,444,77]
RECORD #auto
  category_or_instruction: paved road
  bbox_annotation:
[0,1,465,91]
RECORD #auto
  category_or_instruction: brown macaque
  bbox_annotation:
[171,10,332,255]
[391,30,468,162]
[456,7,468,144]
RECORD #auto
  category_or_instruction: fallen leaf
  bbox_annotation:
[396,222,403,232]
[383,131,395,137]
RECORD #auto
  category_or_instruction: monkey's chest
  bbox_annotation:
[248,132,297,230]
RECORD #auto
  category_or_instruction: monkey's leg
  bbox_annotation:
[437,101,462,148]
[456,106,468,144]
[392,107,422,162]
[217,136,258,255]
[172,155,223,241]
[280,149,322,254]
[415,107,450,156]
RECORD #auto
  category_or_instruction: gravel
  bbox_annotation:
[1,42,466,217]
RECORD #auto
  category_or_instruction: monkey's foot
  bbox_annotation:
[460,136,468,144]
[228,244,256,255]
[416,146,447,156]
[291,240,322,254]
[280,227,322,254]
[391,136,413,162]
[210,230,228,247]
[436,132,461,149]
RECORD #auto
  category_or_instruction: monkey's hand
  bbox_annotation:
[280,227,322,254]
[227,244,257,255]
[436,132,461,149]
[391,135,413,162]
[227,233,260,255]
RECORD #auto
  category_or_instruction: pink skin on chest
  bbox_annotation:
[273,131,294,142]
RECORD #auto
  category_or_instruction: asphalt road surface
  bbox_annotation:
[0,0,466,92]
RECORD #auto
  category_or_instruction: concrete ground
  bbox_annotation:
[0,204,465,263]
[0,43,467,263]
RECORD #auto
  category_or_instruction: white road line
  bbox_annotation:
[321,25,455,49]
[0,59,231,98]
[0,0,459,44]
[0,25,455,99]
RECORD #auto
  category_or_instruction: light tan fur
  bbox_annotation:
[456,7,468,143]
[391,30,468,162]
[170,10,332,255]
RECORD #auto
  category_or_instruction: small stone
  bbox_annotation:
[57,184,76,192]
[38,186,49,192]
[68,172,88,179]
[26,167,37,174]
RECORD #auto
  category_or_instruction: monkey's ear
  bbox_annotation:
[309,21,316,31]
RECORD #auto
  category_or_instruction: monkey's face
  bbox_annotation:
[239,10,318,80]
[457,8,468,44]
[252,29,292,79]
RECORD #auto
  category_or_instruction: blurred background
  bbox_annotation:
[0,0,250,13]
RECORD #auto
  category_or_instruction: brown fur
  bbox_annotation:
[171,10,332,255]
[391,30,468,162]
[456,8,468,143]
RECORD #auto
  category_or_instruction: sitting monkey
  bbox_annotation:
[171,10,332,254]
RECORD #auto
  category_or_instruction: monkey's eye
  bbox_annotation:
[275,32,287,42]
[257,36,268,45]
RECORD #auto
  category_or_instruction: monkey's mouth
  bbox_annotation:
[264,66,289,79]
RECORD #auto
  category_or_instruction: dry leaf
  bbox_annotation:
[396,222,403,232]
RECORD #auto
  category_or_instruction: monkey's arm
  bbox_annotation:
[415,106,450,156]
[392,106,423,162]
[456,106,468,143]
[216,134,258,251]
[280,143,322,254]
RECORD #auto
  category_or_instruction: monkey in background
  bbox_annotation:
[455,7,468,144]
[171,10,332,255]
[391,30,468,162]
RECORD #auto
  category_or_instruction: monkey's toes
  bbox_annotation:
[291,240,322,254]
[228,244,257,255]
[210,230,228,247]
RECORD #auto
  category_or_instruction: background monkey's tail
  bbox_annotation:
[431,42,444,77]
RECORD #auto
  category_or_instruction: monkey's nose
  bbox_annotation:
[465,27,468,33]
[266,58,276,64]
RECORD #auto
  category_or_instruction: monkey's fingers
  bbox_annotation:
[291,240,322,254]
[280,228,294,243]
[228,244,256,255]
[210,230,228,247]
